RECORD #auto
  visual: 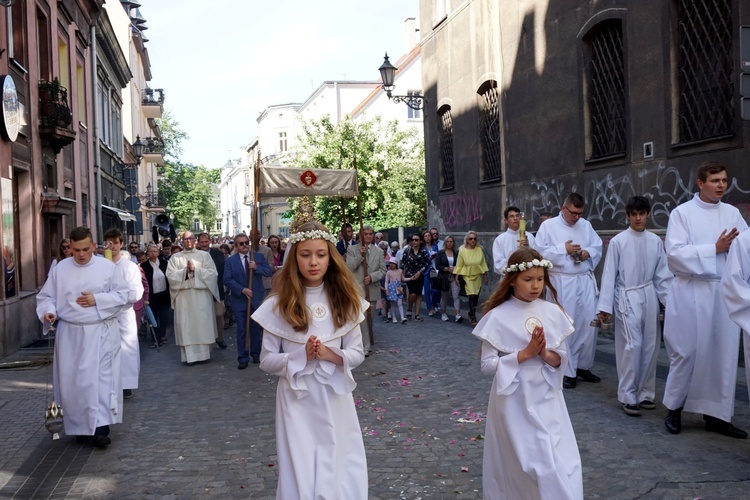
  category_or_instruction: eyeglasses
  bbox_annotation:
[467,237,477,241]
[563,206,584,217]
[183,237,196,241]
[411,238,421,242]
[236,241,249,247]
[61,245,70,250]
[430,232,438,237]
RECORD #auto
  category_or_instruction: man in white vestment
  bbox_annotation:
[492,206,536,275]
[347,225,386,355]
[536,193,602,389]
[166,231,221,365]
[37,227,130,448]
[662,161,747,439]
[721,227,750,405]
[105,228,144,399]
[596,196,672,417]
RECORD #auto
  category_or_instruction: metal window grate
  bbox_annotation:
[677,0,734,143]
[439,107,455,190]
[479,84,502,181]
[587,20,626,159]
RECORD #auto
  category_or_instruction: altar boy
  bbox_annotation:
[596,196,672,416]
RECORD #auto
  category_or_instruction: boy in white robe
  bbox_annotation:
[721,227,750,402]
[37,227,130,448]
[535,193,602,388]
[104,228,144,399]
[662,161,747,438]
[596,196,672,416]
[492,205,536,275]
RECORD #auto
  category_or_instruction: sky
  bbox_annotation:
[140,0,420,168]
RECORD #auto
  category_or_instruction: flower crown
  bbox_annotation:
[503,258,553,274]
[288,229,338,246]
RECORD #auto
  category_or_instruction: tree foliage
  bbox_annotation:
[289,115,426,231]
[156,110,220,232]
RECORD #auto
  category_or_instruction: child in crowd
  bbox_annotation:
[472,248,583,500]
[252,220,368,499]
[384,258,407,324]
[596,196,672,416]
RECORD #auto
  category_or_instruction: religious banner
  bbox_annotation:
[258,166,358,198]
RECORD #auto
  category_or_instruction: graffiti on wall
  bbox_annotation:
[430,192,484,228]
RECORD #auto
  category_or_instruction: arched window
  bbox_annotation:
[477,81,502,181]
[438,105,455,190]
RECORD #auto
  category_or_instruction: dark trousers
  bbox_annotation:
[468,295,479,320]
[151,302,170,342]
[235,308,263,363]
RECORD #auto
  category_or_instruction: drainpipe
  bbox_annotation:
[91,24,103,241]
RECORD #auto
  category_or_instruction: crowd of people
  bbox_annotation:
[34,159,750,499]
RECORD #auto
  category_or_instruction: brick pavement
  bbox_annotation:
[0,307,748,499]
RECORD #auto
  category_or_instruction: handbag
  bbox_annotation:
[434,276,451,292]
[458,275,467,297]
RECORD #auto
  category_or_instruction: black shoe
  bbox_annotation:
[216,340,227,349]
[251,355,260,364]
[638,400,657,410]
[75,435,87,444]
[622,403,641,416]
[238,362,248,370]
[576,369,601,383]
[123,389,132,399]
[563,376,577,389]
[186,362,197,367]
[665,407,683,434]
[704,415,748,439]
[93,434,111,448]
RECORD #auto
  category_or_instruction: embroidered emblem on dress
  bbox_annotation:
[309,302,329,322]
[524,317,543,334]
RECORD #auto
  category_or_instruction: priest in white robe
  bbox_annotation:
[492,206,536,275]
[596,196,672,416]
[104,228,144,396]
[535,193,602,388]
[37,227,130,447]
[721,227,750,402]
[662,161,747,439]
[166,231,220,364]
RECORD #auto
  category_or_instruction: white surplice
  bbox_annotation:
[114,254,144,389]
[36,257,130,435]
[535,214,602,377]
[166,249,220,363]
[472,296,582,500]
[253,285,369,500]
[662,194,748,421]
[721,228,750,401]
[596,228,672,405]
[491,229,536,275]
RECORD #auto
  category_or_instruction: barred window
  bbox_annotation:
[478,82,502,181]
[584,20,626,160]
[438,106,455,191]
[676,0,734,143]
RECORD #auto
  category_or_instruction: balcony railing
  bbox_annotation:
[141,88,165,119]
[142,136,165,164]
[38,79,75,154]
[143,192,166,209]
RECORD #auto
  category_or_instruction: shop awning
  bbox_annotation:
[102,205,136,222]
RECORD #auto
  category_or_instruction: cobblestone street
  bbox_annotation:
[1,307,749,499]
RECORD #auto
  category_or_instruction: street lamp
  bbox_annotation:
[378,53,425,110]
[114,135,146,172]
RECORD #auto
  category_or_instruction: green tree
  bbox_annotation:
[290,115,425,231]
[156,110,220,232]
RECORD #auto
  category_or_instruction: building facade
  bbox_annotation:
[420,0,750,236]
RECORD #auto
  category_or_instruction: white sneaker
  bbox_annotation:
[393,318,398,324]
[455,315,463,323]
[441,313,449,321]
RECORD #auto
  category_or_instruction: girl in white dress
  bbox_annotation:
[252,220,369,500]
[473,248,583,500]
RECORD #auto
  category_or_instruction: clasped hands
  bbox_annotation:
[518,326,560,367]
[565,240,589,261]
[305,335,343,365]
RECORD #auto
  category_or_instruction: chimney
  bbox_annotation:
[404,17,419,49]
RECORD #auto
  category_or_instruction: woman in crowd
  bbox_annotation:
[48,238,72,276]
[400,232,431,321]
[268,234,285,269]
[423,230,440,316]
[141,243,171,346]
[454,230,489,326]
[435,235,463,323]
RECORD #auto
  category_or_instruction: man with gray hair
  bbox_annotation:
[347,225,386,355]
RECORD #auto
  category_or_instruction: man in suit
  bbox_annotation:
[197,232,227,349]
[347,225,386,355]
[336,223,356,257]
[223,232,273,369]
